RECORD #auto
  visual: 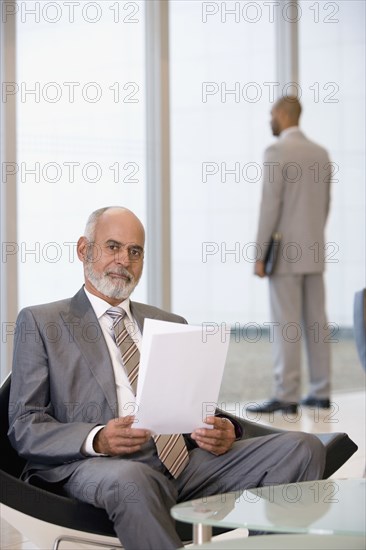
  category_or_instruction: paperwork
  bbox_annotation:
[135,319,230,434]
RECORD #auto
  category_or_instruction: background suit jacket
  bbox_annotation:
[8,287,188,482]
[256,129,331,274]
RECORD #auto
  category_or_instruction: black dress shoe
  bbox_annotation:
[300,397,331,409]
[246,399,298,414]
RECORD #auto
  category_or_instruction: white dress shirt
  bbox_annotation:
[82,288,142,456]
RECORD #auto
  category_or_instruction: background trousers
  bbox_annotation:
[269,273,331,402]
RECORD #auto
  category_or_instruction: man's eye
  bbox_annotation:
[108,245,119,251]
[129,248,142,258]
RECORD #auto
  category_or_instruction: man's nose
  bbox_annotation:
[114,247,130,266]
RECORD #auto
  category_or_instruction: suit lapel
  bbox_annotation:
[60,288,118,414]
[130,301,158,334]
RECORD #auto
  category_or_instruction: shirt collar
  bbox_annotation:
[280,126,300,139]
[83,287,132,321]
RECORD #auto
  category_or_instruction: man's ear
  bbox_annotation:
[77,236,88,262]
[281,109,291,127]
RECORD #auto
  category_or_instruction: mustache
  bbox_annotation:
[105,267,133,281]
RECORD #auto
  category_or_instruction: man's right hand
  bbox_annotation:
[93,416,151,456]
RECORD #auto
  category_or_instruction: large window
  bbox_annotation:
[170,0,365,327]
[3,0,365,332]
[14,1,147,308]
[170,0,276,324]
[299,0,366,325]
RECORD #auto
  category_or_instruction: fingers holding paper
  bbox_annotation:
[191,416,236,456]
[93,416,151,456]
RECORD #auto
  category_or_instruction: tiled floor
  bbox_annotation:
[1,389,365,550]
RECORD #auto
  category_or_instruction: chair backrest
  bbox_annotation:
[0,374,27,477]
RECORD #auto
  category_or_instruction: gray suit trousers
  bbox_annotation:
[63,432,325,550]
[269,273,331,402]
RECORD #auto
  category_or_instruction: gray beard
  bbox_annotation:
[84,262,139,301]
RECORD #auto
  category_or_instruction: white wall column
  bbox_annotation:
[276,0,299,91]
[145,0,171,310]
[1,1,18,381]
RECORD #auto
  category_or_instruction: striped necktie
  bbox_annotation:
[107,307,139,393]
[107,307,189,478]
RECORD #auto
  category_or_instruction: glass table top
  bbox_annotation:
[185,534,366,550]
[171,479,365,536]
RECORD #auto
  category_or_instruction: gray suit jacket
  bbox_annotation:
[8,287,187,482]
[256,129,331,274]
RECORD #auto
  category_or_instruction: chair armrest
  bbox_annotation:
[215,409,358,480]
[316,433,358,478]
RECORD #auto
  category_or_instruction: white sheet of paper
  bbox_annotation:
[135,319,230,434]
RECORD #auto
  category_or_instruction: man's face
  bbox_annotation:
[78,209,145,305]
[270,106,282,136]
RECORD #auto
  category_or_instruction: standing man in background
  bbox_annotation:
[250,96,332,414]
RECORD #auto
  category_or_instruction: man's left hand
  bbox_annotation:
[191,416,236,456]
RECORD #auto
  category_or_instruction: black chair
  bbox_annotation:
[0,374,358,549]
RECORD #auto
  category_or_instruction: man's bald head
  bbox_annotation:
[84,206,145,243]
[274,96,302,123]
[270,96,302,136]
